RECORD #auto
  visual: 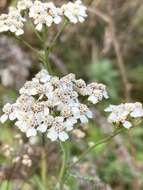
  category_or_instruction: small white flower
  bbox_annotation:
[88,95,98,104]
[0,103,16,123]
[26,128,37,137]
[61,0,87,24]
[64,117,77,131]
[17,0,33,11]
[123,121,132,129]
[0,7,26,36]
[0,114,8,123]
[37,124,47,133]
[87,83,108,104]
[29,1,62,31]
[47,128,69,141]
[130,103,143,118]
[35,69,51,83]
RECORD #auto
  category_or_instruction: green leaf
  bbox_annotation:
[0,181,12,190]
[31,175,47,190]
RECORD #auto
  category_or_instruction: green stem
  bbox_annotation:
[16,36,39,53]
[6,180,11,190]
[70,128,125,167]
[49,19,68,51]
[30,21,43,42]
[42,27,52,73]
[58,142,67,190]
[41,134,47,189]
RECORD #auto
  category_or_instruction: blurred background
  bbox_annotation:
[0,0,143,190]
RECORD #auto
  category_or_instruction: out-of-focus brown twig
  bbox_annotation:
[49,53,68,75]
[88,2,131,101]
[88,7,110,23]
[107,1,131,101]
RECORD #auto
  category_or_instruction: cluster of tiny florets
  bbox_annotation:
[61,0,87,24]
[105,103,143,129]
[28,1,62,31]
[0,0,87,35]
[0,70,108,141]
[0,7,25,36]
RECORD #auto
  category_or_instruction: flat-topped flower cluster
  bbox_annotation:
[105,103,143,129]
[0,0,87,35]
[0,70,108,141]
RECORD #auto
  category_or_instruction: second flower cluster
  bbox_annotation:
[0,0,87,36]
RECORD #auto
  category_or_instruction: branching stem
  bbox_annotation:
[70,128,125,167]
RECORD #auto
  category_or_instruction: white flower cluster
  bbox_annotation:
[0,70,108,141]
[0,7,25,36]
[105,102,143,129]
[28,1,62,31]
[61,0,87,24]
[0,0,87,34]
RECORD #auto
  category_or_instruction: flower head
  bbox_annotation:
[0,0,88,34]
[29,1,62,31]
[0,7,25,36]
[61,0,87,24]
[17,0,33,11]
[105,102,143,129]
[1,69,107,141]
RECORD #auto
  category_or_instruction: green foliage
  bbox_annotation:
[87,59,120,101]
[31,175,47,190]
[0,181,12,190]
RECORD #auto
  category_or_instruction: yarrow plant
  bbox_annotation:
[0,0,143,189]
[0,69,108,141]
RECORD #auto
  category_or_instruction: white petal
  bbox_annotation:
[54,16,62,24]
[16,29,24,36]
[72,107,80,118]
[108,113,118,122]
[59,131,69,142]
[44,108,49,116]
[86,110,93,118]
[64,121,74,131]
[88,95,98,104]
[78,16,85,23]
[104,105,115,112]
[103,91,109,99]
[36,23,43,31]
[123,121,132,129]
[80,115,88,124]
[9,25,16,32]
[9,112,17,121]
[26,128,37,137]
[47,129,58,141]
[29,88,38,95]
[16,121,28,132]
[0,114,8,123]
[37,124,47,133]
[130,110,143,118]
[40,75,51,83]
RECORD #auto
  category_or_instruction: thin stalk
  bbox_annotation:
[49,19,68,51]
[6,181,11,190]
[70,128,125,167]
[17,37,39,54]
[30,21,43,42]
[15,35,50,71]
[58,142,67,190]
[42,27,52,73]
[41,134,47,189]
